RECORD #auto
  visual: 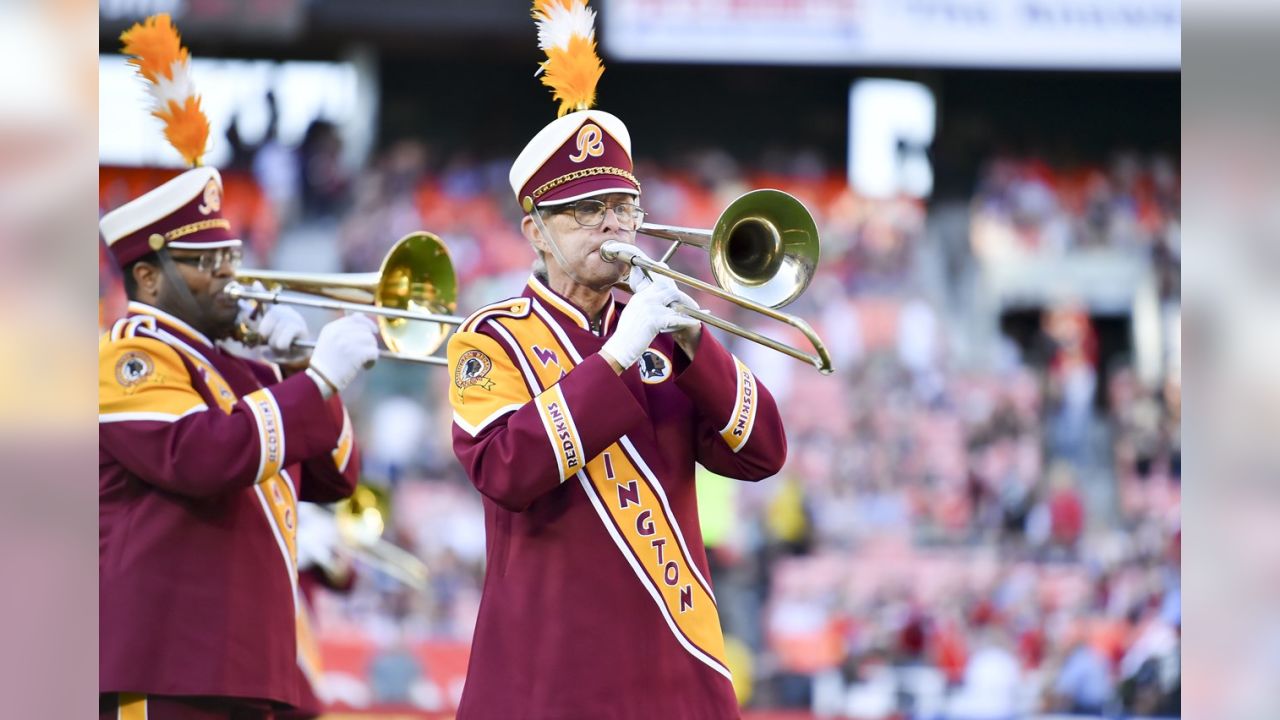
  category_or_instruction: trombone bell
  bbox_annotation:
[611,188,831,374]
[334,485,429,590]
[374,232,458,356]
[233,232,460,360]
[710,189,819,310]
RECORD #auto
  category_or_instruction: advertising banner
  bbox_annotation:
[603,0,1180,70]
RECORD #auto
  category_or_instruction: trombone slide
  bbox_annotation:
[601,241,833,374]
[289,339,449,366]
[225,282,462,325]
[225,283,456,366]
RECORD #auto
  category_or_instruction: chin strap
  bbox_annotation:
[527,203,625,293]
[527,204,584,285]
[154,247,217,334]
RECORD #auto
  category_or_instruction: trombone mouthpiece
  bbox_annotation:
[600,241,639,264]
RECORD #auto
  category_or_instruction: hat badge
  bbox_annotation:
[568,123,605,163]
[198,179,221,215]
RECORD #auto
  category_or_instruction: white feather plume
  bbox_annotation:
[535,0,596,51]
[148,59,195,112]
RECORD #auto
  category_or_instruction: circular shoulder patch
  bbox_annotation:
[454,349,496,396]
[638,348,672,384]
[115,350,155,388]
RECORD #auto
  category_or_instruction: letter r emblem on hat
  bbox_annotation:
[198,179,222,216]
[568,123,605,163]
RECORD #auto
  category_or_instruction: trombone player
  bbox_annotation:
[446,7,787,713]
[101,15,382,717]
[98,164,381,718]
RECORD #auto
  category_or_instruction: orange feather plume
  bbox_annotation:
[119,14,188,83]
[159,97,211,168]
[542,36,604,117]
[120,14,210,167]
[532,0,604,116]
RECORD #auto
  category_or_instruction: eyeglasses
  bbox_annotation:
[555,199,646,230]
[170,248,244,273]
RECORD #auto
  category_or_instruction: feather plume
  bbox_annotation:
[532,0,604,116]
[120,14,210,167]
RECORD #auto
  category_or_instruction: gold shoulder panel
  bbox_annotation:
[99,334,206,419]
[446,330,533,434]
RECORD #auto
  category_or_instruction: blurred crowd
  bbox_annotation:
[99,127,1180,718]
[970,152,1180,260]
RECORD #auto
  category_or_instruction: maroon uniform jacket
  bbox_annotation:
[99,302,360,708]
[280,566,357,720]
[446,276,787,720]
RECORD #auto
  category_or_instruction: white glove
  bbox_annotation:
[627,261,700,311]
[235,300,260,332]
[232,282,265,347]
[627,260,651,294]
[602,276,700,369]
[296,503,341,572]
[257,305,310,357]
[309,314,380,393]
[615,245,699,307]
[616,243,654,289]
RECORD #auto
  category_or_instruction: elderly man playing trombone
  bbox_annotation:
[98,164,381,719]
[446,94,789,719]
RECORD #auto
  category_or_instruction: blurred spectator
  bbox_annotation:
[252,92,301,226]
[1049,631,1112,714]
[364,395,431,483]
[1046,463,1086,559]
[300,119,352,219]
[1043,302,1099,463]
[946,626,1023,719]
[368,644,421,705]
[1119,615,1181,716]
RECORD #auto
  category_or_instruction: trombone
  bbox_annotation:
[225,232,465,365]
[300,485,429,591]
[600,189,833,374]
[228,190,832,373]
